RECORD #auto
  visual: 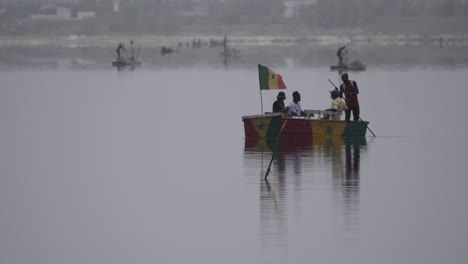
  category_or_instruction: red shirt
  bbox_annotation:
[340,80,359,108]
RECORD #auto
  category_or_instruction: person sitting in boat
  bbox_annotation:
[272,91,289,115]
[288,91,306,117]
[325,89,348,120]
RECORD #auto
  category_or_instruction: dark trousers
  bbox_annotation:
[345,106,360,121]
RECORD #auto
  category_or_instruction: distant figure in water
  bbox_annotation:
[129,40,135,61]
[337,46,346,66]
[116,42,125,59]
[223,35,227,50]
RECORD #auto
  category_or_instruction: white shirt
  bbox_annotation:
[288,101,303,117]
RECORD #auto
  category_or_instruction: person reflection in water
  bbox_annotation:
[341,140,362,243]
[345,141,361,190]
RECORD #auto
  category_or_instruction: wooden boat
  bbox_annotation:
[330,60,366,72]
[111,59,141,68]
[244,136,367,152]
[160,46,179,56]
[242,110,369,139]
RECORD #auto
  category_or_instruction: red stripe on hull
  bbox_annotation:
[281,119,313,137]
[243,119,260,138]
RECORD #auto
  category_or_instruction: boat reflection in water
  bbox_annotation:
[243,136,368,256]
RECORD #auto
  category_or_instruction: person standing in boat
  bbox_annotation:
[339,73,360,121]
[129,40,135,61]
[337,46,346,66]
[223,35,227,50]
[288,91,306,117]
[116,42,125,60]
[327,89,348,120]
[272,91,289,115]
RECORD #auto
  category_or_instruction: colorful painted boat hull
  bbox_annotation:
[244,136,367,153]
[242,114,369,139]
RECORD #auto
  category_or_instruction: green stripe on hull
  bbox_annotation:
[265,116,283,138]
[343,121,369,137]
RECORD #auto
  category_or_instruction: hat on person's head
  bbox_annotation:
[292,91,300,97]
[277,91,286,99]
[330,89,340,98]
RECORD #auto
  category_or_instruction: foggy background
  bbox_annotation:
[0,0,467,42]
[2,1,468,264]
[0,0,467,69]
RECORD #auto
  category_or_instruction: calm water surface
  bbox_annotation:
[0,62,467,264]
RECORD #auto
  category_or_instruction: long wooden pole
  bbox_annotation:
[264,119,288,181]
[359,117,376,137]
[327,79,376,137]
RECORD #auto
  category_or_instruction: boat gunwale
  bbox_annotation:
[242,113,369,125]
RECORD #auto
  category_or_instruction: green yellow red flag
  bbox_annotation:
[258,64,287,90]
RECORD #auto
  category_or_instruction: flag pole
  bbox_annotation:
[260,90,263,114]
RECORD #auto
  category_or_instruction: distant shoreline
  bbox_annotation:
[1,33,468,48]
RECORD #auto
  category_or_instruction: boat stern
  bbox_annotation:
[242,113,283,139]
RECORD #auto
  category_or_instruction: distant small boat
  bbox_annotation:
[330,60,366,72]
[160,46,179,56]
[242,111,369,139]
[111,58,141,68]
